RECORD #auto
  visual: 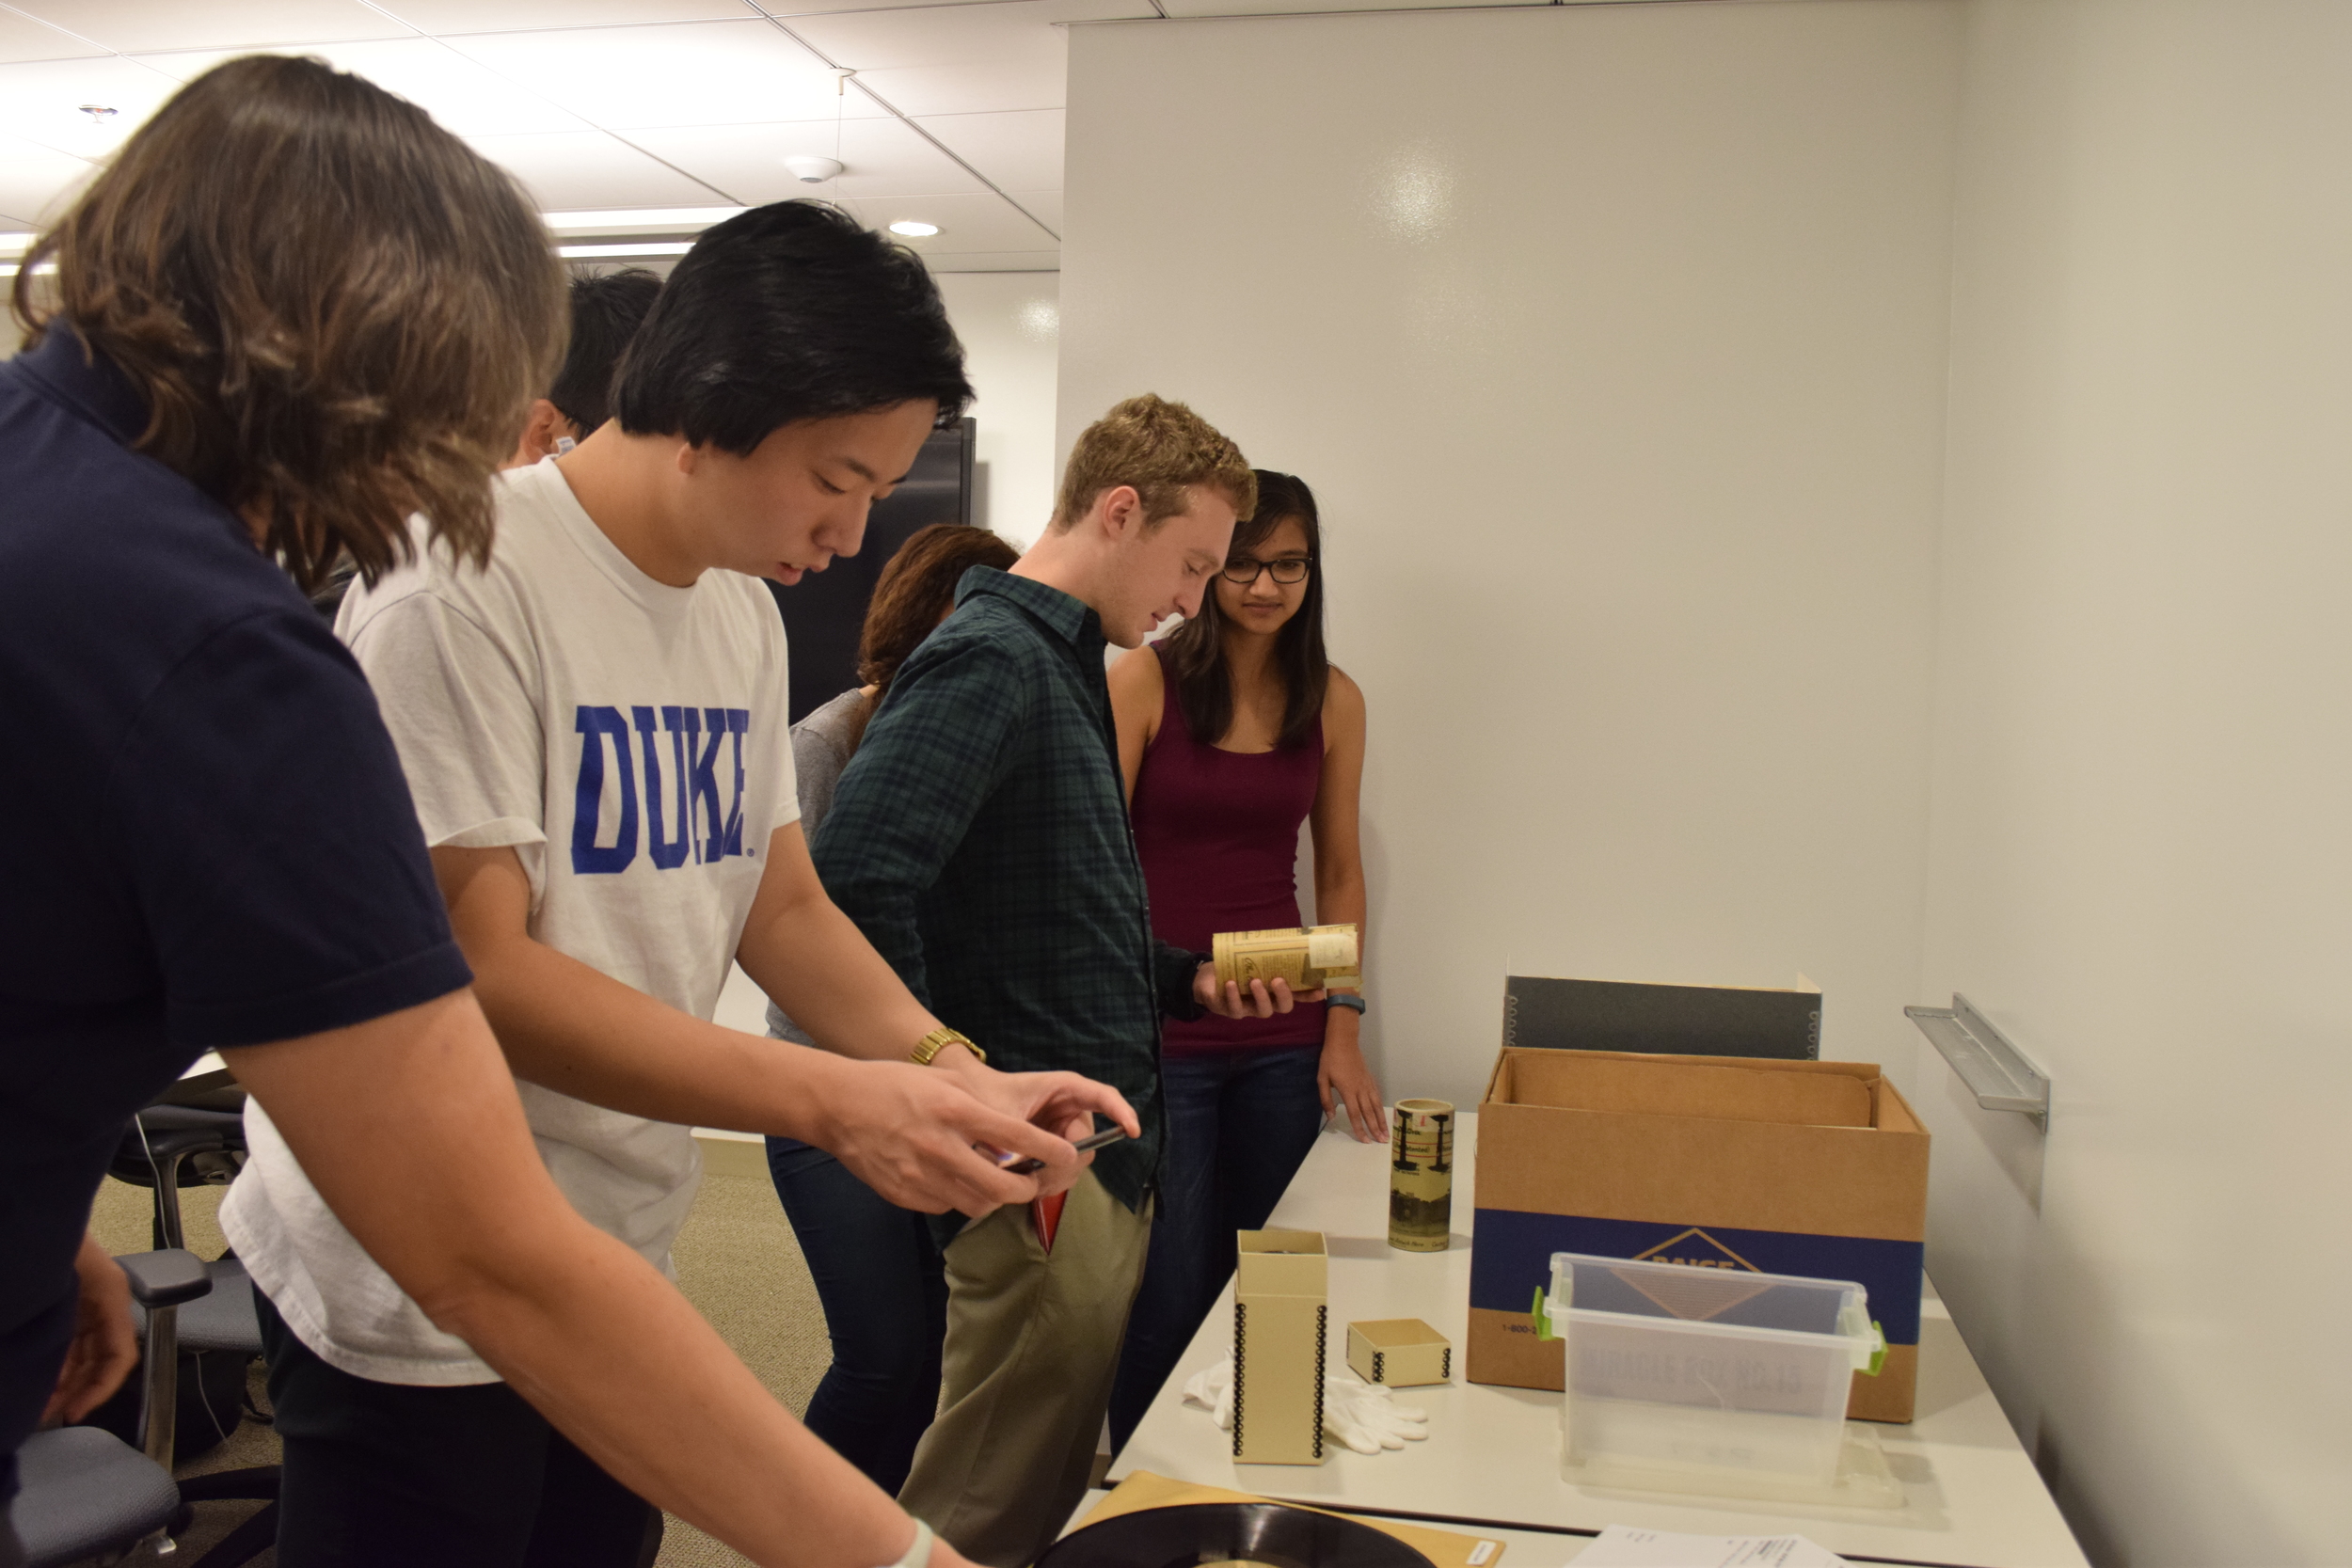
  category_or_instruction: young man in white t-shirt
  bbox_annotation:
[221,201,1130,1568]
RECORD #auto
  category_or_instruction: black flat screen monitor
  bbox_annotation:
[766,417,976,723]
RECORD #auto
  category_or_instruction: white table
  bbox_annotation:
[1109,1115,2086,1568]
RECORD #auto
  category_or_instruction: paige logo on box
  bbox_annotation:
[1634,1228,1760,1273]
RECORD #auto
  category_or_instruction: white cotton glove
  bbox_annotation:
[1183,1357,1430,1455]
[1322,1370,1429,1455]
[1183,1355,1235,1431]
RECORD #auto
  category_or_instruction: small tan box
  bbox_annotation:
[1232,1229,1328,1465]
[1345,1319,1452,1388]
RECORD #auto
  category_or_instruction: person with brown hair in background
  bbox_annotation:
[0,54,1060,1568]
[1104,469,1379,1450]
[815,396,1318,1566]
[761,522,1021,1494]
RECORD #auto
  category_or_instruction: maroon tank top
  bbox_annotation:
[1134,643,1327,1053]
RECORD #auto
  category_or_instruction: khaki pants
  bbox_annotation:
[898,1172,1152,1568]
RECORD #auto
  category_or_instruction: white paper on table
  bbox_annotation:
[1573,1525,1848,1567]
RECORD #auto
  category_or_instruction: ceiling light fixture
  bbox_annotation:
[888,221,940,238]
[0,233,35,259]
[557,242,695,260]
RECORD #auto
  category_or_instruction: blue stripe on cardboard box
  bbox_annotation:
[1468,1209,1924,1347]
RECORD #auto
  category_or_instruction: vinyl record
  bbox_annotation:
[1036,1501,1438,1568]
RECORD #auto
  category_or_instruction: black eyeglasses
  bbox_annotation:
[1221,556,1312,586]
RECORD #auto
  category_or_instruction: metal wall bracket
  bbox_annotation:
[1905,993,2050,1132]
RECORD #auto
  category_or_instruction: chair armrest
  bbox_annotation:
[115,1249,212,1308]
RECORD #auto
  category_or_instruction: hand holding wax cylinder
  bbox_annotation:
[1211,922,1361,992]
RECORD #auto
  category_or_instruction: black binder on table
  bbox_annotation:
[1502,974,1821,1061]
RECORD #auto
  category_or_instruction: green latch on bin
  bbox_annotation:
[1532,1287,1556,1341]
[1866,1320,1888,1377]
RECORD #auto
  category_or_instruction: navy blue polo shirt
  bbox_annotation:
[0,327,471,1504]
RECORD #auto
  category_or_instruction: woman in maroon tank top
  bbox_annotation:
[1104,470,1379,1448]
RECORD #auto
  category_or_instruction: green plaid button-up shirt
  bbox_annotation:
[811,567,1203,1213]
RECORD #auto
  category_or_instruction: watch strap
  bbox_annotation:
[912,1026,985,1067]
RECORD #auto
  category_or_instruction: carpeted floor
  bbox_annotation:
[83,1134,830,1567]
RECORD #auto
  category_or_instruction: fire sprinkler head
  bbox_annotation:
[785,155,845,184]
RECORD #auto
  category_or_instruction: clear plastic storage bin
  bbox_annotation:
[1545,1251,1882,1498]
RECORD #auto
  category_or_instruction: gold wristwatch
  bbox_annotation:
[911,1026,985,1067]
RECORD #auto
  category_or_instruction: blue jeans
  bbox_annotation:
[766,1136,947,1495]
[1108,1044,1325,1450]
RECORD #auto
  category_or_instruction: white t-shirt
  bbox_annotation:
[221,457,798,1385]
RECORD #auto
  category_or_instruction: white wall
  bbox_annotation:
[1062,0,1963,1109]
[1915,3,2352,1562]
[934,270,1063,547]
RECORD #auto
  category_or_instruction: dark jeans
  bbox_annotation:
[766,1136,947,1496]
[255,1291,660,1568]
[1108,1044,1325,1450]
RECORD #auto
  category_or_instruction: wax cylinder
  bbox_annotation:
[1388,1099,1454,1253]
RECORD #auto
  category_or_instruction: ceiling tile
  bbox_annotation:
[849,58,1059,119]
[0,133,94,227]
[839,189,1056,253]
[130,39,594,135]
[627,117,989,203]
[0,55,190,160]
[785,0,1067,74]
[0,8,105,63]
[373,0,750,30]
[6,1,413,53]
[467,129,735,208]
[444,20,889,129]
[1009,189,1059,233]
[914,108,1061,192]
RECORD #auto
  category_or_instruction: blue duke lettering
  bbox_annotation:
[572,704,752,874]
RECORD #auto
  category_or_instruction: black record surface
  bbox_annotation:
[1036,1502,1437,1568]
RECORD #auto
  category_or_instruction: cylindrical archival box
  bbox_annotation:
[1388,1100,1454,1252]
[1212,924,1360,991]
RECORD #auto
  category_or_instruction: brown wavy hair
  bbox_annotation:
[849,524,1020,750]
[8,55,564,594]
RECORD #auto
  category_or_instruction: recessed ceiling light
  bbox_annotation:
[0,233,36,259]
[888,221,940,238]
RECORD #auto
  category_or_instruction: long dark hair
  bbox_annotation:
[1162,470,1328,751]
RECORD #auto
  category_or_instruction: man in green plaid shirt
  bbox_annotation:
[815,396,1314,1566]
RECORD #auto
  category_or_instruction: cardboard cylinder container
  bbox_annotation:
[1466,1048,1929,1423]
[1212,925,1360,992]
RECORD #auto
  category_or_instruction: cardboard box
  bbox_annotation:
[1232,1229,1327,1464]
[1467,1049,1928,1423]
[1346,1319,1452,1388]
[1504,974,1822,1060]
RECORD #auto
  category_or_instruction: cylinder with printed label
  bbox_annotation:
[1388,1099,1454,1252]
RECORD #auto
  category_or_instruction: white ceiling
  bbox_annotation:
[0,0,1570,269]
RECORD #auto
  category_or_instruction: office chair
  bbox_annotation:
[8,1251,206,1567]
[97,1101,283,1565]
